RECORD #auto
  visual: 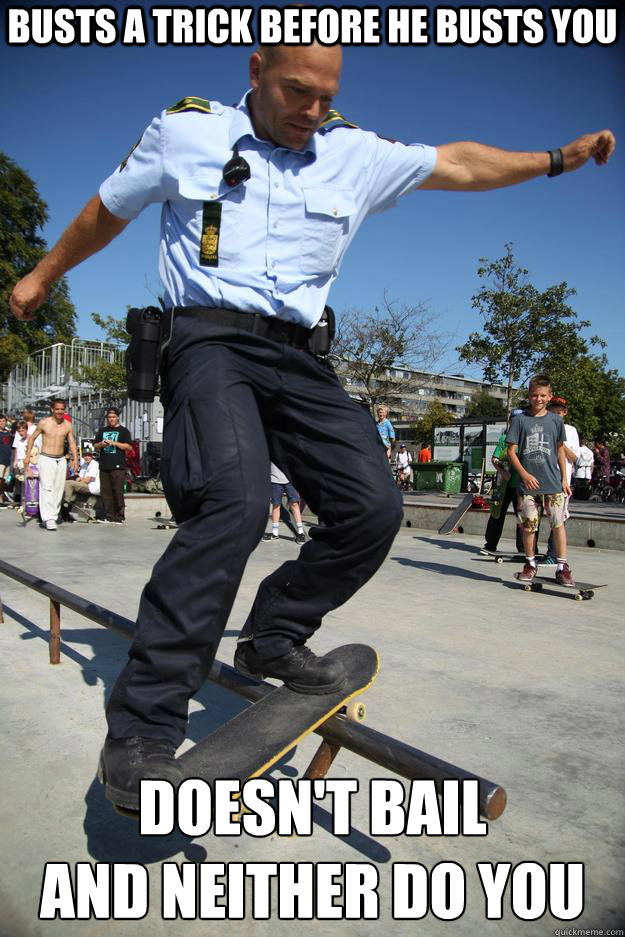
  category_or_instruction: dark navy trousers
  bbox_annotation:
[106,316,403,746]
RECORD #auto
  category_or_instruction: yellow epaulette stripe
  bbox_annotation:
[166,96,212,115]
[319,108,359,131]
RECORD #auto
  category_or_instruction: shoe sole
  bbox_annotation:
[97,752,140,813]
[234,654,347,696]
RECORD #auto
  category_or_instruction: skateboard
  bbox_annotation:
[513,573,607,601]
[150,512,178,529]
[69,502,96,523]
[438,493,474,534]
[102,643,378,814]
[480,549,546,564]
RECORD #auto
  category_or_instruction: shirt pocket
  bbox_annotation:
[178,171,244,268]
[299,186,357,276]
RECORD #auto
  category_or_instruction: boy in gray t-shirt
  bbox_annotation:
[507,374,574,586]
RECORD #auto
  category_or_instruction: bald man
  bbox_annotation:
[10,42,615,810]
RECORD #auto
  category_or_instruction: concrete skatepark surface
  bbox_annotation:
[0,507,623,936]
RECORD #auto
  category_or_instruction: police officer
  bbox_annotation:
[10,42,615,809]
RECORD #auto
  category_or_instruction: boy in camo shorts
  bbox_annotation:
[506,374,575,587]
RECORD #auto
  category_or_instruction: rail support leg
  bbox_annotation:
[303,740,342,780]
[49,599,61,665]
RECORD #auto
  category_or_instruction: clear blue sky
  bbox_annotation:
[3,2,624,380]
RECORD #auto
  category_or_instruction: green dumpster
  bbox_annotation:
[412,461,466,493]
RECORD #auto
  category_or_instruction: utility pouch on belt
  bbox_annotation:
[125,306,163,402]
[308,305,335,357]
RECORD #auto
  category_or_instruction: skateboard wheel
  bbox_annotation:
[496,556,503,564]
[345,700,366,722]
[575,593,583,601]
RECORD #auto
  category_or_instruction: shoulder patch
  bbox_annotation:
[319,109,359,132]
[166,96,212,115]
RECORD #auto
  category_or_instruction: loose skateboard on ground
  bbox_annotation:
[438,493,475,535]
[513,573,607,601]
[101,643,378,814]
[69,502,97,523]
[150,512,178,529]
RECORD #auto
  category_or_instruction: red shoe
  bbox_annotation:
[517,562,537,582]
[555,563,576,588]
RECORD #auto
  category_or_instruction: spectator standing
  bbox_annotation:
[0,414,13,507]
[24,399,78,531]
[418,444,432,463]
[375,405,395,460]
[263,462,306,543]
[93,409,132,524]
[573,438,594,499]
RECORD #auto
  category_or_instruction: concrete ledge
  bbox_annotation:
[399,499,625,551]
[126,493,625,550]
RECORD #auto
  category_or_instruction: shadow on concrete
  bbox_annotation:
[412,536,481,554]
[3,603,387,864]
[391,557,501,584]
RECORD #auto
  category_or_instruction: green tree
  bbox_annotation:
[457,244,589,414]
[72,313,128,399]
[0,152,76,380]
[333,293,448,416]
[538,345,625,445]
[463,389,507,421]
[411,401,455,446]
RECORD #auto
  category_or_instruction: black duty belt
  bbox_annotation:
[173,305,312,350]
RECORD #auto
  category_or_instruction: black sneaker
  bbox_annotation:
[234,642,346,695]
[295,531,306,544]
[98,736,183,812]
[262,532,279,541]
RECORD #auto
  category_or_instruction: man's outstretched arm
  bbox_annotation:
[419,129,615,191]
[10,195,130,320]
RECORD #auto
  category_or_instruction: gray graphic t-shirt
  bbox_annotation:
[506,411,565,495]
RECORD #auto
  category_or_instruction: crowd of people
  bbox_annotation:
[0,403,135,527]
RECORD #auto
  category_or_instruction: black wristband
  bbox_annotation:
[547,148,564,177]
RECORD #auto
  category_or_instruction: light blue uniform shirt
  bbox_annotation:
[100,93,437,328]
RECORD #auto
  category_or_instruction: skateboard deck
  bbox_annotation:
[513,573,607,601]
[150,513,178,529]
[480,550,546,564]
[70,502,96,522]
[438,493,474,534]
[104,644,378,814]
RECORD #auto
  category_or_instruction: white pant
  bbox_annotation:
[37,455,67,523]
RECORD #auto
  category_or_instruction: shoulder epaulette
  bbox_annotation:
[319,109,359,132]
[166,96,212,115]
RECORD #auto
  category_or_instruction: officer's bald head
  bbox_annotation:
[249,42,342,150]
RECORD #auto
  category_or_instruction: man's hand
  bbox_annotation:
[562,130,615,172]
[523,472,540,491]
[10,271,52,321]
[563,482,572,497]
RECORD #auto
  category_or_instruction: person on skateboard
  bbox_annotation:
[507,375,575,587]
[10,39,613,805]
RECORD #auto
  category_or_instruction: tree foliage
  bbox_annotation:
[333,293,448,416]
[411,401,455,446]
[457,244,589,414]
[0,151,76,381]
[463,389,508,421]
[537,343,625,446]
[72,313,128,399]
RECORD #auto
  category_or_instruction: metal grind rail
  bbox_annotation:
[0,558,507,820]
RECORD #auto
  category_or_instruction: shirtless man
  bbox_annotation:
[24,399,78,531]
